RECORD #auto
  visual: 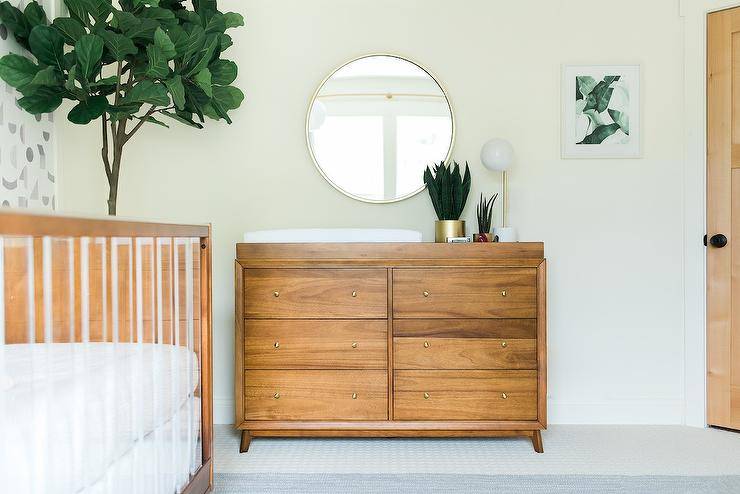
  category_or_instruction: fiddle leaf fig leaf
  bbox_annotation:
[68,94,109,124]
[28,25,66,71]
[193,68,212,97]
[63,0,89,27]
[124,80,170,106]
[112,10,139,32]
[183,34,218,76]
[140,7,177,29]
[223,12,244,29]
[160,110,204,128]
[27,65,63,88]
[219,33,232,51]
[145,27,176,78]
[108,102,141,121]
[52,17,87,44]
[83,0,113,23]
[134,0,160,6]
[24,2,48,28]
[100,30,137,61]
[90,75,119,87]
[138,115,169,127]
[153,27,177,59]
[168,23,205,57]
[0,54,41,89]
[211,84,243,110]
[0,2,32,41]
[75,34,104,79]
[209,59,236,85]
[204,12,225,34]
[163,75,185,109]
[131,18,160,40]
[18,86,63,114]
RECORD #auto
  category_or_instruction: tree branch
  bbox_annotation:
[114,61,122,106]
[124,105,158,143]
[111,61,123,136]
[153,106,176,114]
[101,114,112,182]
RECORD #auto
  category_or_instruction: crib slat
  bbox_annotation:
[0,237,5,345]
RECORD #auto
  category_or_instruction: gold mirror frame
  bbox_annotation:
[305,53,456,204]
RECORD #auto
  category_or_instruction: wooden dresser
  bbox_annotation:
[235,243,546,452]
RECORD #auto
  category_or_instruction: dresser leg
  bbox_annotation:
[240,431,252,453]
[531,430,544,453]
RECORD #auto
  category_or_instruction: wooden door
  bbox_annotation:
[707,7,740,430]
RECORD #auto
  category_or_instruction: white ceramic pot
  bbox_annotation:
[493,226,518,242]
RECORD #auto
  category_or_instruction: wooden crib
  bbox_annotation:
[0,211,213,494]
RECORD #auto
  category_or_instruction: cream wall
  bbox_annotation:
[57,0,688,424]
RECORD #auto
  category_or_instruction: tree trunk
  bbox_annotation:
[107,180,118,216]
[104,118,126,216]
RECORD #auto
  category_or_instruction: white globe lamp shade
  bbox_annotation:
[480,138,514,172]
[309,100,327,131]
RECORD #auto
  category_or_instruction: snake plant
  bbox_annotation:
[476,193,498,234]
[423,161,471,221]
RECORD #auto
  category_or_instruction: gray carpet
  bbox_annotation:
[214,473,740,493]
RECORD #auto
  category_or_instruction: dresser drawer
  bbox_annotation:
[394,337,536,370]
[393,268,537,318]
[393,370,537,420]
[245,370,387,420]
[244,269,387,318]
[394,319,537,338]
[245,320,387,369]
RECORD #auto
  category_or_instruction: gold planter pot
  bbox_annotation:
[435,220,465,243]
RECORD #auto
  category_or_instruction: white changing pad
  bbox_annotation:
[0,343,200,494]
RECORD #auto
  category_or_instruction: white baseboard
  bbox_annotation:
[548,399,685,425]
[214,398,686,425]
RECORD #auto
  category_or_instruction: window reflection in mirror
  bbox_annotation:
[307,55,454,203]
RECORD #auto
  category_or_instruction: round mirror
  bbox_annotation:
[306,54,455,203]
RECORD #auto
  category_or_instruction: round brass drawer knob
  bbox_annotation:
[423,392,430,400]
[352,290,357,297]
[423,290,430,297]
[274,341,280,349]
[501,290,507,297]
[423,341,430,348]
[501,341,507,348]
[273,291,280,297]
[273,392,281,399]
[352,393,358,400]
[351,342,358,348]
[502,393,508,399]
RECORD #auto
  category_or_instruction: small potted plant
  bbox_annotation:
[423,161,471,242]
[474,193,498,242]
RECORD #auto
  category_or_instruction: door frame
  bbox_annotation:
[682,0,740,427]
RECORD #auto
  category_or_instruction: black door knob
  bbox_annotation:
[710,234,728,248]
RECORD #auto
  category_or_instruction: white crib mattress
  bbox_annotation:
[0,343,201,494]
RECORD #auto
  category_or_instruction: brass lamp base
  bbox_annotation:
[435,220,465,243]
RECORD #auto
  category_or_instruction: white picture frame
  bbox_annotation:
[561,64,640,159]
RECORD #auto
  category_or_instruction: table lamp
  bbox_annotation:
[480,138,517,242]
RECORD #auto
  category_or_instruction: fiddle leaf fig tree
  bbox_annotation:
[0,0,244,215]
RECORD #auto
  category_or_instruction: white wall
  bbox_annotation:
[57,0,688,424]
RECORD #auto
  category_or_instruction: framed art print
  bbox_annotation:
[562,65,640,158]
